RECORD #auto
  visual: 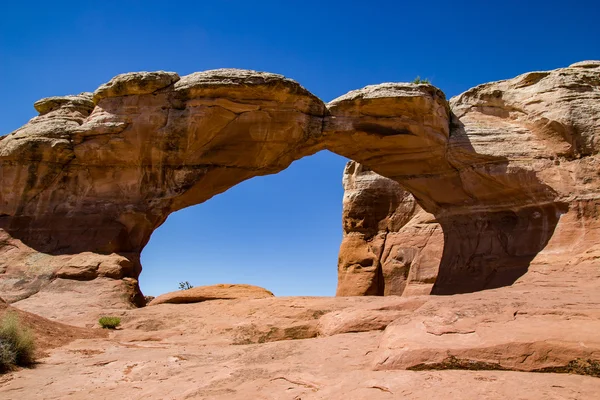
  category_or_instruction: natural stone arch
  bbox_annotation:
[1,62,598,310]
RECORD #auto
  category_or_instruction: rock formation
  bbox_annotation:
[147,284,274,306]
[439,61,600,294]
[336,162,442,296]
[337,60,600,296]
[0,70,326,310]
[0,62,599,311]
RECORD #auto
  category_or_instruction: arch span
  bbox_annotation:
[1,63,598,310]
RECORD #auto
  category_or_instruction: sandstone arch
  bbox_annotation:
[1,62,599,311]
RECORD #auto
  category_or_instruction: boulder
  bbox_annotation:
[373,282,600,373]
[148,284,274,306]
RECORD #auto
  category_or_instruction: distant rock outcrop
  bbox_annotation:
[0,62,599,312]
[148,284,274,306]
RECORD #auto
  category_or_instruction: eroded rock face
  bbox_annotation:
[336,161,442,296]
[1,62,599,309]
[0,69,326,308]
[435,60,600,294]
[373,278,600,373]
[337,61,600,295]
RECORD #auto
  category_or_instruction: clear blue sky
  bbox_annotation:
[1,1,598,296]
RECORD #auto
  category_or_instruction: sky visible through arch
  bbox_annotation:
[1,0,598,296]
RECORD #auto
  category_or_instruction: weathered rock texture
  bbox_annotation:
[0,70,325,309]
[336,162,442,296]
[147,284,274,306]
[439,61,600,294]
[2,274,600,399]
[0,296,106,359]
[337,60,600,296]
[1,62,599,308]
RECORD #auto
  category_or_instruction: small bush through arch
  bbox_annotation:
[178,281,194,290]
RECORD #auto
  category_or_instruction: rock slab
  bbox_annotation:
[148,284,274,306]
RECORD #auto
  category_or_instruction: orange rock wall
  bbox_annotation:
[1,61,599,306]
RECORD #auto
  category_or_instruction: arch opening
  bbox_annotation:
[139,151,347,298]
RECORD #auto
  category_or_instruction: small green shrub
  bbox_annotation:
[0,312,36,371]
[412,76,430,84]
[98,316,121,329]
[178,281,194,290]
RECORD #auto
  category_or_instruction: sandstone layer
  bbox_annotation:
[337,60,600,296]
[147,284,274,306]
[336,162,442,296]
[0,69,325,310]
[0,62,599,309]
[1,269,599,399]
